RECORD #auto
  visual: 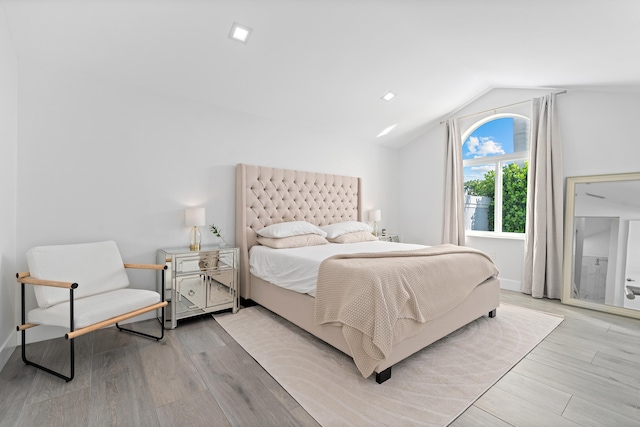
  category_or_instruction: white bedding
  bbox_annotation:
[249,241,426,296]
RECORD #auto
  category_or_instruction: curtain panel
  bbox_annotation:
[522,94,564,299]
[443,118,465,245]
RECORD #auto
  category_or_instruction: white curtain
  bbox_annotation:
[443,118,465,245]
[522,94,564,299]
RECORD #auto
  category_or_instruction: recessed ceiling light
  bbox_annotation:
[381,91,396,101]
[377,124,397,138]
[229,22,253,44]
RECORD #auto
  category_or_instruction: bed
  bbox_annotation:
[235,163,500,383]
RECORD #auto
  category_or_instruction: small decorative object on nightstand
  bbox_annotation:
[378,234,401,243]
[185,207,205,251]
[157,244,239,329]
[209,223,226,246]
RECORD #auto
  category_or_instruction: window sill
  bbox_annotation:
[466,231,525,240]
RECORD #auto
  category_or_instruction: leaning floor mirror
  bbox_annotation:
[562,172,640,319]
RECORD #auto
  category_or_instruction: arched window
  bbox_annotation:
[462,115,530,234]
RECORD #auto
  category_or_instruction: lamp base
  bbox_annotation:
[190,226,202,251]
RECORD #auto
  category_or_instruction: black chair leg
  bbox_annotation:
[19,283,74,381]
[115,307,165,341]
[20,328,74,382]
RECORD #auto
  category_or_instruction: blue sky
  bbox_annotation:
[463,117,513,160]
[463,117,513,182]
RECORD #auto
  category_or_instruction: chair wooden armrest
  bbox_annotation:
[124,263,167,271]
[66,301,168,339]
[16,272,77,289]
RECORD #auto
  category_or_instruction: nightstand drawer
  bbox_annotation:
[176,275,206,312]
[208,275,234,307]
[175,256,200,274]
[175,253,219,275]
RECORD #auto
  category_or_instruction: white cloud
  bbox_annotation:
[471,165,494,173]
[465,136,505,158]
[467,136,480,154]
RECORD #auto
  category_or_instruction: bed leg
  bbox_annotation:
[488,309,497,318]
[375,367,392,384]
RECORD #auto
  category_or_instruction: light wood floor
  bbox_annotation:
[1,290,639,426]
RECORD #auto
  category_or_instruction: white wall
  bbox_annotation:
[399,87,640,292]
[10,58,640,360]
[0,4,18,368]
[14,59,401,343]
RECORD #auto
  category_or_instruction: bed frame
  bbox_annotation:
[235,163,500,383]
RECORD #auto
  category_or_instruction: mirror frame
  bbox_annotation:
[562,172,640,319]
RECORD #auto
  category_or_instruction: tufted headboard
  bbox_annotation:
[235,163,362,299]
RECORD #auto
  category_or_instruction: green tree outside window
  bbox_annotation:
[464,162,528,233]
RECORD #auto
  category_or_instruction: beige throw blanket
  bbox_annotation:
[314,244,499,377]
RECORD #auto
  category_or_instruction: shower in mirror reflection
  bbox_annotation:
[562,172,640,320]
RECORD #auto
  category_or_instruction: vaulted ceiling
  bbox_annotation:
[2,0,639,148]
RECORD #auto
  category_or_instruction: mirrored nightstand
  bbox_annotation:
[157,245,239,329]
[378,234,401,243]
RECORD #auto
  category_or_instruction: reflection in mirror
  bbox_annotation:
[562,173,640,319]
[572,216,618,305]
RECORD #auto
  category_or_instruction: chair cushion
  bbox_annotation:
[27,288,161,329]
[26,241,130,308]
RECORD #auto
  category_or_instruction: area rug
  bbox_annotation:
[215,303,563,427]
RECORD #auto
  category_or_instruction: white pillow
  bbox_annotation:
[320,221,373,239]
[256,221,327,238]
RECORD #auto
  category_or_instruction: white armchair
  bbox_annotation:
[17,240,168,381]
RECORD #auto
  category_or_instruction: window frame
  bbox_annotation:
[461,113,529,239]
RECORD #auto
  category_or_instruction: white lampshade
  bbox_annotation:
[185,207,205,226]
[368,209,381,222]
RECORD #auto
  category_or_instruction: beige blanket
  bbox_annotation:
[314,244,499,377]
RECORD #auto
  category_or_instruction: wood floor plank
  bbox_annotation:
[449,405,512,427]
[562,395,640,427]
[591,351,640,379]
[474,386,581,427]
[137,326,208,408]
[513,358,640,421]
[174,316,227,355]
[608,321,640,339]
[533,338,597,364]
[155,389,231,427]
[17,387,90,427]
[191,345,302,426]
[527,342,640,390]
[288,405,322,427]
[88,345,160,426]
[493,370,572,415]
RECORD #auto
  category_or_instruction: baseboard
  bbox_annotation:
[0,332,15,372]
[499,278,522,292]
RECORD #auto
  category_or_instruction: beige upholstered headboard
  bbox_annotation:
[235,163,362,299]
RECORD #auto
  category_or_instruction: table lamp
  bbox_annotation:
[185,207,205,251]
[369,209,381,236]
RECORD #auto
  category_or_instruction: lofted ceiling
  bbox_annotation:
[2,0,640,148]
